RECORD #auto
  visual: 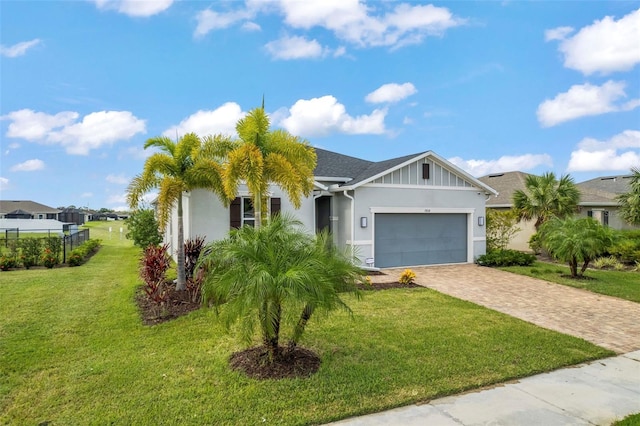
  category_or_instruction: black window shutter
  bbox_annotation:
[270,198,281,217]
[230,197,241,229]
[422,163,430,180]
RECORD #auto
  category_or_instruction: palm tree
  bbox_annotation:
[199,214,363,362]
[512,172,581,230]
[222,105,316,227]
[617,167,640,226]
[539,217,614,277]
[127,133,227,291]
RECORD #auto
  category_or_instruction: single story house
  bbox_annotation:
[164,148,498,269]
[478,171,637,252]
[0,200,60,220]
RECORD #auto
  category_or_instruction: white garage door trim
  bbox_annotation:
[370,207,475,266]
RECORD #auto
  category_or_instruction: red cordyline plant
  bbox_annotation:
[140,243,171,306]
[184,236,207,302]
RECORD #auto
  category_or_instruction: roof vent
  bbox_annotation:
[488,173,504,178]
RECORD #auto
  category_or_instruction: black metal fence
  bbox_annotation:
[0,228,90,264]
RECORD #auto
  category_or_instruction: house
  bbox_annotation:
[58,207,93,225]
[0,200,60,220]
[576,174,637,230]
[165,148,498,269]
[478,171,638,252]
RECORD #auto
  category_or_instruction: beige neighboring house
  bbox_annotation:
[478,171,637,252]
[0,200,61,220]
[478,171,536,251]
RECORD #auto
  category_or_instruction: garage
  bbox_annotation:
[374,213,468,268]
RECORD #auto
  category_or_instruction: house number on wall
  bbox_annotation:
[424,209,431,212]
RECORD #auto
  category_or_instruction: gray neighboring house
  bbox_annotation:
[166,148,498,269]
[478,171,638,251]
[0,200,61,220]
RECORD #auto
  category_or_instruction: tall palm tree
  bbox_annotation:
[617,167,640,226]
[127,133,227,291]
[222,105,316,227]
[512,172,581,230]
[199,214,363,362]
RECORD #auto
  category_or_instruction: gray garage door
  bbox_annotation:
[374,213,467,268]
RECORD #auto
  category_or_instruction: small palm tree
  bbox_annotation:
[617,167,640,226]
[127,133,227,290]
[222,105,316,227]
[513,172,581,230]
[199,214,363,362]
[539,217,614,278]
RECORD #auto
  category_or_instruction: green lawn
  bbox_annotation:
[0,223,613,425]
[613,413,640,426]
[500,262,640,303]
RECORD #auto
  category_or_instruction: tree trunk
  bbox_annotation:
[253,192,262,229]
[580,259,591,276]
[176,194,186,291]
[288,304,315,352]
[263,302,281,361]
[569,257,578,278]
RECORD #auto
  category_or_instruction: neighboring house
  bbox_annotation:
[478,171,536,252]
[576,174,636,230]
[165,148,498,269]
[478,171,638,252]
[58,207,93,225]
[0,200,60,220]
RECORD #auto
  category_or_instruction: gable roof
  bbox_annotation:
[478,171,531,207]
[0,200,60,215]
[314,148,497,195]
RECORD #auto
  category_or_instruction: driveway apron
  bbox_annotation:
[375,264,640,354]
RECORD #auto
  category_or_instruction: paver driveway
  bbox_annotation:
[372,264,640,353]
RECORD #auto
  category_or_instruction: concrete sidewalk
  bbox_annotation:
[328,351,640,425]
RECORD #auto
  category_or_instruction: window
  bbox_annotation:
[242,198,255,227]
[603,211,609,227]
[230,197,281,229]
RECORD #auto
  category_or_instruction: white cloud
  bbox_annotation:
[265,35,327,60]
[365,82,417,104]
[0,39,41,58]
[548,8,640,75]
[544,26,573,41]
[448,154,553,177]
[93,0,173,17]
[10,159,45,172]
[567,130,640,172]
[536,80,640,127]
[0,177,9,190]
[196,1,465,49]
[81,192,93,198]
[106,174,130,185]
[2,109,146,155]
[241,22,261,32]
[107,193,127,205]
[163,102,245,138]
[194,8,255,37]
[279,95,386,137]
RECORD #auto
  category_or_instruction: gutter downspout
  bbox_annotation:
[343,190,355,257]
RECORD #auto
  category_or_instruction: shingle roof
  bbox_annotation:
[0,200,60,215]
[478,171,532,207]
[314,148,373,179]
[346,152,425,187]
[577,175,632,202]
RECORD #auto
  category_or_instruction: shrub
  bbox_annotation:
[41,248,58,269]
[399,269,416,285]
[0,255,18,271]
[125,209,162,248]
[68,251,84,267]
[43,237,62,266]
[184,236,206,280]
[593,256,624,270]
[67,239,102,267]
[608,230,640,264]
[486,209,520,251]
[476,249,536,267]
[19,238,42,268]
[140,244,171,306]
[528,233,543,255]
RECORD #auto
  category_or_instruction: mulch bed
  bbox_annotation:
[229,346,321,380]
[135,285,201,326]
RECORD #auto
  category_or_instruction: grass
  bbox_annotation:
[0,222,613,425]
[613,413,640,426]
[500,261,640,303]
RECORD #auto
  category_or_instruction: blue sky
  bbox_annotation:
[1,0,639,211]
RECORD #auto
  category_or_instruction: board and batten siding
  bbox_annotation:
[371,158,474,188]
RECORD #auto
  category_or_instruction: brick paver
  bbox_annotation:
[373,264,640,353]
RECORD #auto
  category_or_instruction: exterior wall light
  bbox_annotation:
[360,217,368,228]
[478,216,485,226]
